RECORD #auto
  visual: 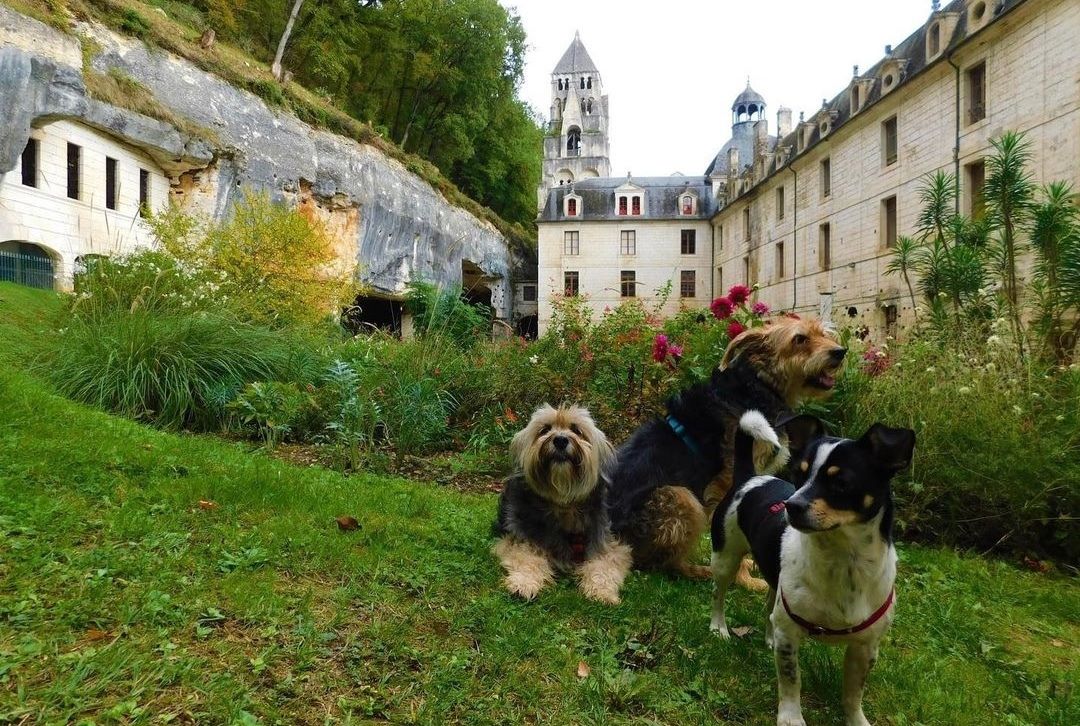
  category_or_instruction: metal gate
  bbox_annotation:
[0,245,56,290]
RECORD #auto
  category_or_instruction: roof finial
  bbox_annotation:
[575,29,580,40]
[931,0,941,12]
[746,76,751,87]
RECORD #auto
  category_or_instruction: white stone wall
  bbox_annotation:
[538,219,714,334]
[713,0,1080,341]
[0,119,169,288]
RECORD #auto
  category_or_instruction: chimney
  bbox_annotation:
[777,107,793,138]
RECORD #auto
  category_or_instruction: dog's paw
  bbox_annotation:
[844,710,871,726]
[505,574,546,601]
[777,712,807,726]
[586,589,621,606]
[709,622,731,639]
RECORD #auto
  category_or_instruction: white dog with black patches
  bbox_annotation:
[711,410,915,726]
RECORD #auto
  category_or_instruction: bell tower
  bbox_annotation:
[537,32,611,209]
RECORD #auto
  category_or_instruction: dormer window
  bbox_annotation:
[618,196,628,215]
[928,22,941,57]
[680,195,696,215]
[631,197,641,215]
[968,1,989,30]
[564,193,581,217]
[880,58,909,96]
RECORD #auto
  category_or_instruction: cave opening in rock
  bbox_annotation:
[461,259,494,310]
[343,295,404,336]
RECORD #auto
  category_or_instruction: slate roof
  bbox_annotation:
[718,0,1027,208]
[553,32,599,75]
[733,83,766,110]
[538,176,716,222]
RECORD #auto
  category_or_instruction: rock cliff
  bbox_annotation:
[0,5,512,318]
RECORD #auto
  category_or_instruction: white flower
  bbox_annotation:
[528,355,539,365]
[925,366,936,374]
[987,335,1002,346]
[1030,392,1040,399]
[1055,415,1066,422]
[958,386,971,394]
[1012,405,1023,415]
[985,362,996,372]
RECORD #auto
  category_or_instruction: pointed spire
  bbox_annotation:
[553,33,599,74]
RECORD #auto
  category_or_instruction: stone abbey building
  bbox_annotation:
[536,0,1080,338]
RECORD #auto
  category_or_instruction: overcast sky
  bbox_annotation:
[503,0,935,176]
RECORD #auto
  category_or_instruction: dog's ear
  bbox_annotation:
[510,404,554,467]
[574,407,616,473]
[858,423,916,472]
[720,326,770,370]
[776,413,826,462]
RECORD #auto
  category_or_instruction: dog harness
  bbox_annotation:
[568,533,587,563]
[780,586,895,637]
[665,415,704,457]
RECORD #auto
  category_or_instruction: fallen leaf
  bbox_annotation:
[85,628,110,642]
[336,516,360,532]
[1050,639,1065,648]
[576,660,590,679]
[1022,556,1051,573]
[731,626,754,638]
[197,500,218,510]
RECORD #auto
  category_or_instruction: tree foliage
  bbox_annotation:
[189,0,542,228]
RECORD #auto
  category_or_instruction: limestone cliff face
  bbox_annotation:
[0,6,512,318]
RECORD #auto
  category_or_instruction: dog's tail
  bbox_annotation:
[734,410,784,488]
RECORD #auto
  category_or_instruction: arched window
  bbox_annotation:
[928,23,940,56]
[567,198,578,216]
[580,77,585,89]
[587,76,592,89]
[585,99,593,114]
[618,196,628,215]
[631,197,642,215]
[557,79,563,91]
[681,195,694,215]
[566,127,581,156]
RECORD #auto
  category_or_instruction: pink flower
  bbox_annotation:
[711,297,734,320]
[652,334,669,362]
[668,344,684,359]
[728,284,752,305]
[727,321,746,339]
[752,301,770,316]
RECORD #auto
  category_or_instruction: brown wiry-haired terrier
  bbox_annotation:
[607,315,845,588]
[493,404,632,604]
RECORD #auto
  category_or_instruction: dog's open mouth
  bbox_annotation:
[808,369,839,390]
[549,450,577,465]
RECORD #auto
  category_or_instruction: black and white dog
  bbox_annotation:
[710,410,915,726]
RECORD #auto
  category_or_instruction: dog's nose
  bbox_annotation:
[553,435,570,450]
[784,498,808,519]
[830,347,847,362]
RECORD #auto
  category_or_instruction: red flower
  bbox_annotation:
[710,297,734,320]
[728,284,752,305]
[668,344,684,359]
[651,334,669,362]
[727,321,747,338]
[751,301,771,316]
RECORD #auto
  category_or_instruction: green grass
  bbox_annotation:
[0,283,1077,724]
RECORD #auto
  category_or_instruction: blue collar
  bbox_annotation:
[666,415,704,458]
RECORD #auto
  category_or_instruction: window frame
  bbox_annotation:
[966,61,986,125]
[680,229,697,255]
[776,241,785,280]
[819,222,832,270]
[882,116,898,167]
[776,185,785,220]
[881,195,898,248]
[66,142,81,201]
[564,271,580,297]
[563,230,580,256]
[522,284,537,302]
[620,270,636,298]
[620,230,636,256]
[139,169,151,217]
[679,270,696,298]
[20,138,39,188]
[105,157,119,211]
[820,157,831,199]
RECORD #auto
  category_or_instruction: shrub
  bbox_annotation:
[827,333,1079,561]
[228,381,316,447]
[49,310,295,430]
[150,192,361,328]
[320,359,381,471]
[404,281,492,347]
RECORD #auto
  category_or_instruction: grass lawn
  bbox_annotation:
[0,282,1077,724]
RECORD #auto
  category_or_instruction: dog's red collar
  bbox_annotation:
[568,533,587,563]
[780,586,895,637]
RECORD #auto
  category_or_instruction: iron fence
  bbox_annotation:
[0,249,58,290]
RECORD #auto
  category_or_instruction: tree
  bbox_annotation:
[272,0,306,81]
[984,131,1035,359]
[885,235,923,323]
